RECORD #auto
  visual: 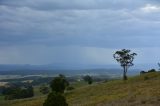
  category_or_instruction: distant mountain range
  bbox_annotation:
[0,63,158,70]
[0,64,120,71]
[0,63,158,76]
[0,64,142,76]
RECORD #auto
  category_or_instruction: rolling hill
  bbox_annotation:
[0,71,160,106]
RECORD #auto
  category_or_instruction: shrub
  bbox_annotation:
[40,84,49,94]
[50,75,69,93]
[83,75,93,84]
[43,92,68,106]
[140,71,146,75]
[66,86,74,91]
[141,100,146,104]
[148,69,156,73]
[144,76,149,80]
[4,85,34,100]
[44,74,69,106]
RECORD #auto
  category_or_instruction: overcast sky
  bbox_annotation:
[1,0,160,68]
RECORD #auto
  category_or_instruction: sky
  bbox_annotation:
[1,0,160,69]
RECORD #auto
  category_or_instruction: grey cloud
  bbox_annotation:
[1,0,160,48]
[0,0,153,10]
[1,0,160,65]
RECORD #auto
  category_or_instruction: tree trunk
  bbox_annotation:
[123,66,127,80]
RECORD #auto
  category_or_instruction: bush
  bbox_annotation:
[3,85,34,100]
[141,100,146,104]
[140,69,156,75]
[50,75,69,93]
[140,71,146,75]
[66,86,74,91]
[144,76,149,80]
[83,75,93,84]
[43,92,68,106]
[148,69,156,73]
[44,74,69,106]
[40,85,49,94]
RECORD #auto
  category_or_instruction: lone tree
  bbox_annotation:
[83,75,93,84]
[113,49,137,80]
[43,74,69,106]
[50,74,69,93]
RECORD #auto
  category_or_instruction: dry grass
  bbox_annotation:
[0,72,160,106]
[67,72,160,106]
[0,96,46,106]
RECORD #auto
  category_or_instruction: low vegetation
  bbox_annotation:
[44,74,68,106]
[2,85,34,100]
[0,71,159,106]
[83,75,93,84]
[39,84,50,95]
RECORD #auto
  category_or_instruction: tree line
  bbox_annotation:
[2,84,34,100]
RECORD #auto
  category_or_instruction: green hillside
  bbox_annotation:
[1,72,160,106]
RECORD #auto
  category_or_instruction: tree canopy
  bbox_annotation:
[43,74,69,106]
[50,74,69,93]
[113,49,137,80]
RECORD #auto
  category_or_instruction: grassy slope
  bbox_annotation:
[67,72,160,106]
[0,72,160,106]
